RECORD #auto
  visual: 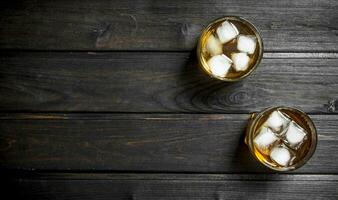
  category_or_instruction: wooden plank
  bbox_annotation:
[0,52,337,113]
[0,113,337,173]
[0,0,337,51]
[4,173,338,200]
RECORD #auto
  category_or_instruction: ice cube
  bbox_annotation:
[254,126,279,155]
[207,54,232,78]
[237,35,257,54]
[231,52,250,71]
[205,35,223,56]
[216,21,239,44]
[265,110,290,134]
[270,146,291,166]
[284,121,307,149]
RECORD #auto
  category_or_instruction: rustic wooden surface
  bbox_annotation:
[0,0,338,199]
[0,0,337,51]
[1,113,338,173]
[3,173,338,200]
[1,52,337,113]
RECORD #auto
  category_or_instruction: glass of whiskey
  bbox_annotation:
[245,107,317,171]
[197,16,263,81]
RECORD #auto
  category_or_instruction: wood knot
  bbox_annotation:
[95,14,138,48]
[325,99,337,113]
[227,90,250,105]
[218,84,258,107]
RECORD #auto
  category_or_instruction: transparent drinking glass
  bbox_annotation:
[245,106,317,171]
[197,16,263,82]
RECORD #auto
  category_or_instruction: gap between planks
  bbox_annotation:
[1,50,338,59]
[3,172,338,181]
[0,113,337,120]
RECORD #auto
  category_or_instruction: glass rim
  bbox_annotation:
[197,16,264,82]
[246,106,318,171]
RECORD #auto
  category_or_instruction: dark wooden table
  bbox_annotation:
[1,0,338,199]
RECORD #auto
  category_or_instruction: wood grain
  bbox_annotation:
[0,113,337,173]
[1,1,338,198]
[0,0,337,51]
[4,173,338,200]
[1,52,337,113]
